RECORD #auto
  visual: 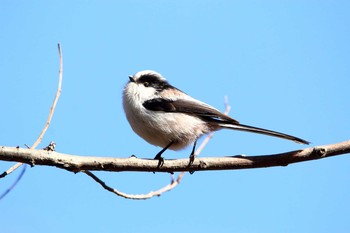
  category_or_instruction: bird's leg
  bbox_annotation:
[189,139,198,165]
[154,141,174,167]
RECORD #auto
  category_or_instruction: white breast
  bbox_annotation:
[122,83,210,150]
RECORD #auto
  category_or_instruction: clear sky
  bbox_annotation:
[1,1,349,233]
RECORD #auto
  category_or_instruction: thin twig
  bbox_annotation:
[0,165,27,200]
[0,43,63,181]
[84,97,232,199]
[84,170,182,200]
[31,43,63,149]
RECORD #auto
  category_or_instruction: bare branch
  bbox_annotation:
[31,43,63,149]
[0,43,63,179]
[87,127,216,200]
[83,134,208,199]
[1,141,349,173]
[83,170,184,200]
[80,97,232,199]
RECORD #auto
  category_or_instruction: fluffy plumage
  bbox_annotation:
[123,70,309,158]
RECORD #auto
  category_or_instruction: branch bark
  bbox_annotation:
[1,140,349,173]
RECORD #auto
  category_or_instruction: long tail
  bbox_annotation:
[221,123,310,145]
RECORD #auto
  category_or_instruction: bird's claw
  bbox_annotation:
[189,153,195,165]
[157,156,164,168]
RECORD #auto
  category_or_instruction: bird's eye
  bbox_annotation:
[143,82,149,87]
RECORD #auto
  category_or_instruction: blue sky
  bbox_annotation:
[1,1,349,232]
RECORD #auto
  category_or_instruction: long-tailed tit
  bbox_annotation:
[123,70,309,163]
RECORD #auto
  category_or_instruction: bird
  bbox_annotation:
[122,70,309,164]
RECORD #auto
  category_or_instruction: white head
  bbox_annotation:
[130,70,166,83]
[124,70,174,102]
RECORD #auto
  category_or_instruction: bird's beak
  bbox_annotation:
[128,75,135,83]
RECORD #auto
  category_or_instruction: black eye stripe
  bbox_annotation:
[138,75,162,84]
[137,74,172,91]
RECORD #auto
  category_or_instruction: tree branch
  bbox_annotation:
[1,140,349,173]
[0,43,63,179]
[84,97,232,200]
[83,170,185,200]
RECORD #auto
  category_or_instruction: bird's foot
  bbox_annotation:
[189,153,196,165]
[154,153,165,168]
[156,156,164,168]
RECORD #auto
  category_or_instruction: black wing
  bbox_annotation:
[143,98,310,145]
[143,98,239,124]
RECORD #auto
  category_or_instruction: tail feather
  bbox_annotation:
[221,123,310,145]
